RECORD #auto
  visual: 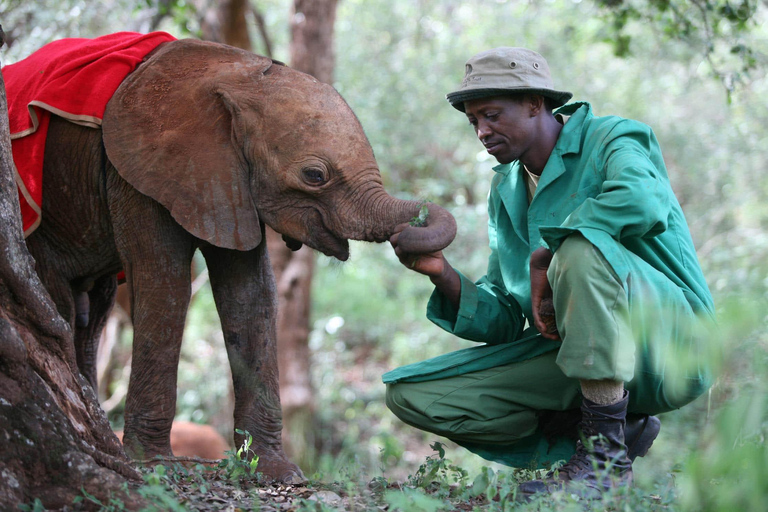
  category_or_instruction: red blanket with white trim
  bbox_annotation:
[3,31,177,236]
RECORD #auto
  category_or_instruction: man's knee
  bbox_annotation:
[385,382,429,427]
[556,232,594,258]
[384,383,408,419]
[548,233,618,288]
[550,233,594,274]
[386,382,460,442]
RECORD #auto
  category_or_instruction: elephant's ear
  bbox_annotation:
[102,39,273,251]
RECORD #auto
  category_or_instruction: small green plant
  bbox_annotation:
[17,498,46,512]
[409,202,430,227]
[384,486,449,512]
[136,465,188,512]
[292,497,340,512]
[407,442,468,494]
[72,485,128,512]
[218,428,261,482]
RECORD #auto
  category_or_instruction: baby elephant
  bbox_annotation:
[8,34,456,483]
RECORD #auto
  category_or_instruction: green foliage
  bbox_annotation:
[409,202,431,227]
[17,498,46,512]
[72,484,130,512]
[595,0,766,94]
[135,465,188,512]
[675,298,768,511]
[384,487,450,512]
[217,429,261,482]
[407,442,468,491]
[681,391,768,511]
[292,498,341,512]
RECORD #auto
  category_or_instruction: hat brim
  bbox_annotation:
[446,88,573,112]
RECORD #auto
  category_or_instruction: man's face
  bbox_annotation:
[464,96,536,165]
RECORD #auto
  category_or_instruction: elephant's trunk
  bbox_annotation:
[395,202,457,254]
[350,193,457,254]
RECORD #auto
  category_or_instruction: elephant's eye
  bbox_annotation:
[301,167,327,186]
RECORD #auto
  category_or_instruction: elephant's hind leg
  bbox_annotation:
[201,241,305,484]
[74,274,118,392]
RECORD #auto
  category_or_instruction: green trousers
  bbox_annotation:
[384,235,712,468]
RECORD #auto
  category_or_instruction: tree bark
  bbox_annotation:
[197,0,252,51]
[0,30,142,510]
[290,0,338,83]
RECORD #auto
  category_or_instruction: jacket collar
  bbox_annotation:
[533,101,590,191]
[553,101,591,156]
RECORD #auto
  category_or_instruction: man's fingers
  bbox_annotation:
[538,298,558,333]
[391,223,410,238]
[389,236,418,269]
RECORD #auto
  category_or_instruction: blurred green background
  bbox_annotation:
[3,0,767,509]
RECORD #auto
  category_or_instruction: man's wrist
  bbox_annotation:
[429,264,461,312]
[429,258,454,285]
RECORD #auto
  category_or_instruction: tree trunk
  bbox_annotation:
[290,0,338,83]
[0,31,142,510]
[197,0,252,51]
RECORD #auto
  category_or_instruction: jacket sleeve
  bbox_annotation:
[426,188,526,345]
[541,120,672,252]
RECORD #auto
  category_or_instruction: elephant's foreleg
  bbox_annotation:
[121,253,193,459]
[74,274,118,392]
[201,242,304,484]
[108,176,195,460]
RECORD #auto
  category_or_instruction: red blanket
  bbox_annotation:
[3,31,177,236]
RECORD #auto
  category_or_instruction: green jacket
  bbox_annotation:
[426,102,714,345]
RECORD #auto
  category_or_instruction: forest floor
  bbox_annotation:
[126,467,487,511]
[66,445,670,512]
[81,459,492,511]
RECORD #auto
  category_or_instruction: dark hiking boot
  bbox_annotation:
[538,409,660,462]
[519,391,633,500]
[625,414,661,461]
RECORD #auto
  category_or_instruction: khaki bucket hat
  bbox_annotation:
[446,47,572,112]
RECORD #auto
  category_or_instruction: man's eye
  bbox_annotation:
[302,168,326,185]
[486,113,499,120]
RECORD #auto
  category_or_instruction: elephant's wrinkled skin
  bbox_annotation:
[23,39,456,484]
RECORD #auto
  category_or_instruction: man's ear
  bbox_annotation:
[529,94,545,117]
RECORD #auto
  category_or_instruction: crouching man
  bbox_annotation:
[386,47,715,499]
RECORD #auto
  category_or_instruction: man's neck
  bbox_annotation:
[520,114,564,176]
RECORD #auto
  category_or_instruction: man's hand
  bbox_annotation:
[389,223,447,278]
[390,223,461,309]
[530,247,560,340]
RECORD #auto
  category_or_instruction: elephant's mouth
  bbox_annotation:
[316,234,350,261]
[282,234,303,252]
[294,209,350,261]
[278,230,349,261]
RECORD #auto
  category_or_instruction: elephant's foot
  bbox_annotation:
[250,450,306,485]
[121,431,173,461]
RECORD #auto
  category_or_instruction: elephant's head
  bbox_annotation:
[102,39,455,260]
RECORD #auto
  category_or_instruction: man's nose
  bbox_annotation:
[476,122,492,140]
